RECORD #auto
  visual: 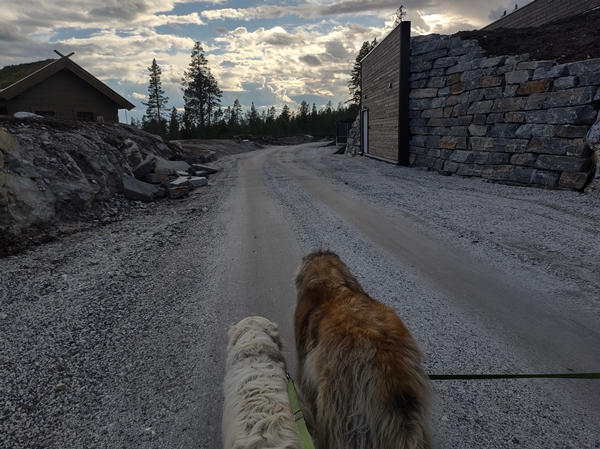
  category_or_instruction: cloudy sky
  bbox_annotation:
[0,0,525,122]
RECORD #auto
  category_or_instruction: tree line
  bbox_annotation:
[136,41,361,140]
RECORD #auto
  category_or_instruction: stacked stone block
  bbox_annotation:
[408,34,600,189]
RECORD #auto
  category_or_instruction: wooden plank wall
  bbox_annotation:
[483,0,600,30]
[361,25,401,162]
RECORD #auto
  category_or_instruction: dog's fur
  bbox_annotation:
[294,250,432,449]
[222,316,302,449]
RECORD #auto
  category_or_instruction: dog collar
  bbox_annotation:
[286,371,315,449]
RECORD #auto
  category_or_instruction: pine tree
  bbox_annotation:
[182,42,222,138]
[143,59,169,121]
[230,99,242,127]
[265,106,276,135]
[298,100,310,134]
[277,104,291,136]
[167,107,180,140]
[348,38,377,107]
[247,102,261,135]
[142,58,169,137]
[393,5,407,26]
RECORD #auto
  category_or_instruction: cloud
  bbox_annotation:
[208,20,395,111]
[300,55,323,67]
[2,0,221,37]
[198,0,516,32]
[262,31,300,46]
[200,1,405,21]
[1,0,517,122]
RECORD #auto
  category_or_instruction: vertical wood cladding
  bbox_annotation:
[9,70,120,122]
[361,25,401,162]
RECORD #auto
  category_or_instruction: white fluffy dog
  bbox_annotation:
[222,316,302,449]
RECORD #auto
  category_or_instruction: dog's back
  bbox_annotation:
[294,250,432,449]
[223,316,302,449]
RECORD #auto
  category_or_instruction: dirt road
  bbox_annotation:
[1,142,599,448]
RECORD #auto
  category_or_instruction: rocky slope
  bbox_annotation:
[0,117,180,256]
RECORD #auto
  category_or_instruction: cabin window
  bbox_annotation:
[0,106,8,115]
[35,111,55,117]
[76,111,94,122]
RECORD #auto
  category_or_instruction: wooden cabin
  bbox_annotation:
[0,51,134,123]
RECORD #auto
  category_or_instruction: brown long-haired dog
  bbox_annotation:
[294,250,432,449]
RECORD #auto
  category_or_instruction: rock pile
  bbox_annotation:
[0,116,217,255]
[123,156,216,202]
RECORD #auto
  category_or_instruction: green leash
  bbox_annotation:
[430,372,600,380]
[286,371,315,449]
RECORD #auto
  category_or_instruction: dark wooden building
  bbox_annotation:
[0,52,134,122]
[360,21,411,164]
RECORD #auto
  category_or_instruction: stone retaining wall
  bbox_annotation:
[408,34,600,189]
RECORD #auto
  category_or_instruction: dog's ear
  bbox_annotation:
[264,321,283,350]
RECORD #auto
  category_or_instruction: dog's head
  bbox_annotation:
[294,249,365,297]
[227,316,284,353]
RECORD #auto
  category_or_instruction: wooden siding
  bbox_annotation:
[5,69,121,122]
[483,0,600,30]
[361,25,402,162]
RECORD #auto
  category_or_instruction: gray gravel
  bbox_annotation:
[1,159,236,448]
[262,145,600,448]
[1,142,599,448]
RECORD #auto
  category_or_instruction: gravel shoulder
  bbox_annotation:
[1,142,599,448]
[1,155,237,448]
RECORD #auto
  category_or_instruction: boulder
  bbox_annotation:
[191,164,218,174]
[187,177,208,188]
[121,139,144,168]
[170,177,195,191]
[140,173,170,184]
[133,156,157,179]
[121,174,161,203]
[154,156,193,175]
[167,185,189,199]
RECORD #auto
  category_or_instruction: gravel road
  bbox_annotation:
[1,142,599,448]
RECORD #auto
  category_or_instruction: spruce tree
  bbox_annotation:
[247,102,261,135]
[277,104,291,136]
[182,42,222,138]
[230,99,242,128]
[167,107,180,140]
[142,58,169,136]
[298,100,310,134]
